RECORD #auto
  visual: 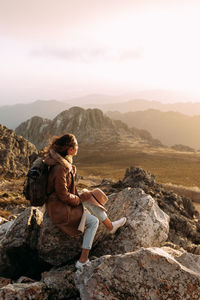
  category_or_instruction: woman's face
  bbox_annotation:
[68,139,78,156]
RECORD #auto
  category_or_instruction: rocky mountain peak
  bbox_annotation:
[16,106,162,150]
[0,124,38,178]
[54,106,115,130]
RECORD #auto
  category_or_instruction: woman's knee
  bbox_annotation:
[88,214,99,228]
[92,215,99,228]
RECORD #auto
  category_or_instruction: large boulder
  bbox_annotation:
[38,188,169,265]
[37,211,82,266]
[0,265,79,300]
[112,166,200,254]
[0,188,169,276]
[41,265,79,299]
[75,247,200,300]
[93,187,169,257]
[0,207,51,279]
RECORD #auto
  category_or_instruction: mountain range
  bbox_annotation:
[99,99,200,115]
[15,106,162,150]
[2,96,200,129]
[0,100,69,129]
[107,109,200,150]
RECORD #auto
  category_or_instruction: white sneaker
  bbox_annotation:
[110,217,127,234]
[75,259,90,270]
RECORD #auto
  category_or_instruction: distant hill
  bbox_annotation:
[0,100,69,129]
[2,96,200,129]
[107,109,200,150]
[15,107,162,150]
[98,99,200,115]
[67,95,200,115]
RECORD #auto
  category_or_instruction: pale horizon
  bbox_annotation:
[1,0,200,105]
[2,90,200,108]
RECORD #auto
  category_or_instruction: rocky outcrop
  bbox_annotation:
[0,266,79,300]
[0,282,48,299]
[15,116,52,149]
[92,188,169,257]
[41,266,79,299]
[0,207,51,280]
[15,106,163,150]
[39,188,169,265]
[75,247,200,300]
[37,211,83,266]
[131,126,163,147]
[111,166,200,254]
[0,220,14,240]
[0,188,169,278]
[0,124,38,178]
[1,164,200,299]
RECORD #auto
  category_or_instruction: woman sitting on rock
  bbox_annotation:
[44,133,126,269]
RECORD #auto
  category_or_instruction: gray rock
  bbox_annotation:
[41,265,79,299]
[0,207,50,279]
[38,188,169,265]
[2,207,43,249]
[93,188,169,256]
[16,276,35,284]
[16,116,52,150]
[112,166,200,254]
[0,216,8,225]
[0,124,38,178]
[0,188,169,274]
[0,282,48,300]
[161,245,200,276]
[176,251,200,275]
[37,211,82,266]
[75,247,200,300]
[0,220,14,240]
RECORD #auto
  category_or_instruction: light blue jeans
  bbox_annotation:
[82,203,108,250]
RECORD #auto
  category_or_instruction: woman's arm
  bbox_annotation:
[54,165,81,206]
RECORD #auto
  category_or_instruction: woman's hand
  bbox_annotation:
[80,190,91,202]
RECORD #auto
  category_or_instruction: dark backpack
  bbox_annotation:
[23,157,49,206]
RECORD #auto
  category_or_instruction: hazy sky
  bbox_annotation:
[1,0,200,105]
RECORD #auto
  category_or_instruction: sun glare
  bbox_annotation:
[1,1,200,102]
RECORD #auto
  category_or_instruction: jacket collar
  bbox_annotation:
[49,149,72,172]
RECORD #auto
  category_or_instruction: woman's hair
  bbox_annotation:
[43,133,77,157]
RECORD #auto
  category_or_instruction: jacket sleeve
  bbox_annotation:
[54,165,81,206]
[72,165,79,197]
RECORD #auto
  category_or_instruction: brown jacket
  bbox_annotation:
[44,154,83,237]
